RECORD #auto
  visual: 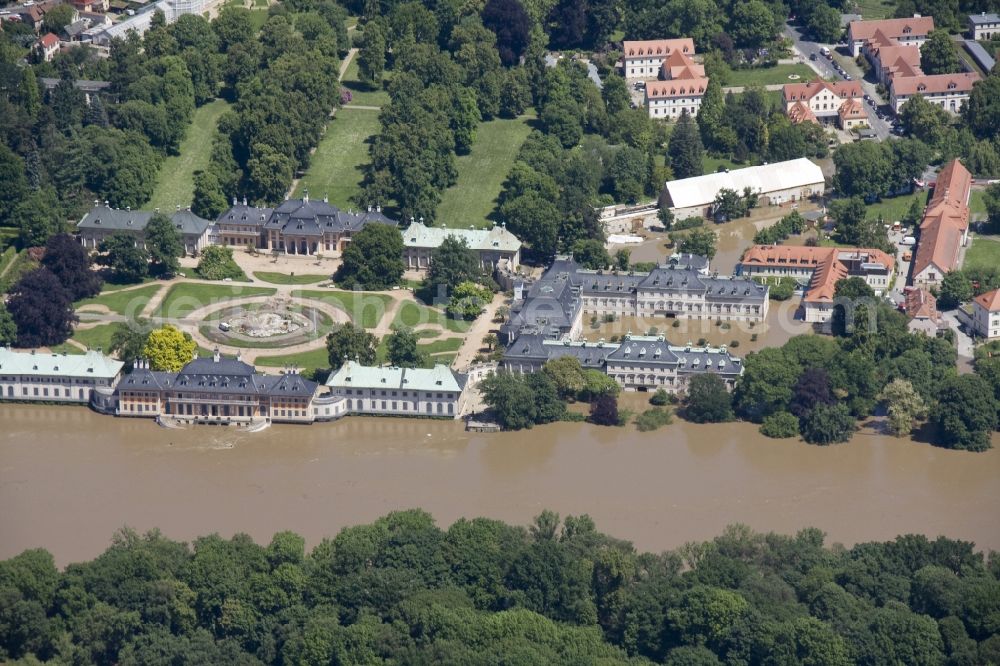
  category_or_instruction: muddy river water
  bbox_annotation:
[2,402,998,566]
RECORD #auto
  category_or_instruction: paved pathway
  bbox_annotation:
[453,293,505,370]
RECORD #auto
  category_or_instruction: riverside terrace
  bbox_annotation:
[501,333,743,393]
[500,256,769,344]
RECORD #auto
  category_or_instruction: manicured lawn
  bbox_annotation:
[341,57,390,107]
[255,347,331,373]
[702,155,744,174]
[291,289,394,328]
[76,284,162,317]
[970,189,988,218]
[853,0,894,18]
[418,337,463,355]
[864,191,928,224]
[72,324,118,352]
[725,63,819,88]
[156,284,276,319]
[392,300,472,333]
[291,109,381,208]
[252,271,329,284]
[435,112,536,229]
[965,237,1000,272]
[145,99,231,211]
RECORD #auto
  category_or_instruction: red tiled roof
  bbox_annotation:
[912,161,972,278]
[974,288,1000,312]
[787,101,818,124]
[740,245,895,304]
[904,287,939,320]
[838,98,867,119]
[622,38,695,58]
[848,16,935,42]
[783,79,863,102]
[646,79,708,97]
[39,33,59,48]
[892,72,980,96]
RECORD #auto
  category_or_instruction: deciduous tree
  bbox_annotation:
[929,375,998,451]
[42,233,103,300]
[800,403,855,445]
[683,373,733,423]
[335,223,404,290]
[97,232,150,283]
[920,29,960,75]
[195,245,244,281]
[878,378,928,437]
[6,268,77,347]
[144,213,183,277]
[142,324,197,371]
[326,322,377,370]
[385,327,426,368]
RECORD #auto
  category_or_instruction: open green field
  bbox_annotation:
[418,337,463,355]
[71,324,118,352]
[255,347,330,373]
[341,57,390,107]
[76,284,163,317]
[965,236,1000,272]
[970,189,988,218]
[145,99,231,211]
[725,64,818,88]
[435,113,536,229]
[865,191,928,224]
[852,0,894,19]
[392,300,472,333]
[291,109,381,208]
[156,284,276,319]
[291,289,394,328]
[252,271,329,285]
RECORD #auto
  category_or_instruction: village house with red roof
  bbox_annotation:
[972,289,1000,340]
[621,38,709,120]
[782,79,866,130]
[911,159,972,289]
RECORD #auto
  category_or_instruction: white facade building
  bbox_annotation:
[972,289,1000,340]
[968,12,1000,40]
[661,158,826,221]
[0,348,123,403]
[401,222,521,271]
[644,79,708,119]
[622,38,695,80]
[325,362,469,419]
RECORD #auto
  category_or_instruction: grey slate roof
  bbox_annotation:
[118,356,317,397]
[502,333,743,377]
[39,78,111,92]
[78,205,211,237]
[968,12,1000,24]
[963,39,996,72]
[216,198,397,237]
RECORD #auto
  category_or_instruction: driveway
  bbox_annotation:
[940,309,976,371]
[783,22,894,140]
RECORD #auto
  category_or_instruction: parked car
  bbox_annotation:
[809,52,818,60]
[844,74,852,80]
[901,236,917,246]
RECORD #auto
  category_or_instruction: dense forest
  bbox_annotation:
[2,513,999,664]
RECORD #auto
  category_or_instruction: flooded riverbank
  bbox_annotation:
[2,403,998,566]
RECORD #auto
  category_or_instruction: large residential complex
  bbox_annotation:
[0,348,123,404]
[77,205,212,256]
[622,38,709,120]
[215,196,397,255]
[783,79,867,130]
[661,158,826,221]
[912,159,972,288]
[847,16,934,55]
[401,222,521,272]
[849,16,980,114]
[501,256,768,344]
[501,333,744,394]
[972,289,1000,340]
[112,353,323,424]
[325,362,469,418]
[739,245,895,323]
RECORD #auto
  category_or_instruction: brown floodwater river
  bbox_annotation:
[2,402,998,566]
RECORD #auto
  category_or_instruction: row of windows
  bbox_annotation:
[346,399,454,414]
[341,389,455,399]
[3,386,88,399]
[0,376,100,385]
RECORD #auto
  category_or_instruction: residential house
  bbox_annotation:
[783,79,865,129]
[863,38,922,85]
[622,38,695,80]
[889,72,981,114]
[972,288,1000,340]
[77,204,212,256]
[644,77,709,120]
[968,12,1000,40]
[661,158,826,221]
[847,16,934,56]
[903,286,946,336]
[214,195,397,255]
[114,352,322,424]
[401,221,521,272]
[501,333,744,393]
[35,33,60,61]
[912,159,972,288]
[0,348,123,405]
[738,245,895,323]
[325,362,469,419]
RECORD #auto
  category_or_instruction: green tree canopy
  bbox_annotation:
[97,232,150,283]
[326,322,377,370]
[683,373,733,423]
[142,324,197,371]
[336,223,404,290]
[144,213,183,276]
[385,326,426,368]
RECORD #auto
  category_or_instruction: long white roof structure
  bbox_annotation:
[664,158,825,209]
[401,222,521,253]
[0,348,124,379]
[326,361,467,392]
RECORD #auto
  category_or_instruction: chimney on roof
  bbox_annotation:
[242,196,247,206]
[376,204,381,213]
[213,348,220,363]
[323,193,328,203]
[176,204,180,211]
[303,190,309,203]
[232,195,237,206]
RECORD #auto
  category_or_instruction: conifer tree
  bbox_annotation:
[667,110,704,180]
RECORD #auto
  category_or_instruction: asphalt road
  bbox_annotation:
[783,22,895,140]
